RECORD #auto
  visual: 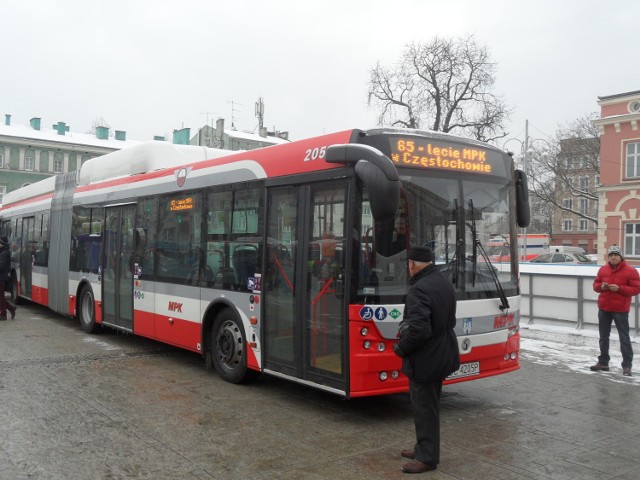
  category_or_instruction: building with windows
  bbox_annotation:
[593,89,640,265]
[0,114,138,204]
[190,118,289,151]
[550,137,599,254]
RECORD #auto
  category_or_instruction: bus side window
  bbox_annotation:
[233,243,259,291]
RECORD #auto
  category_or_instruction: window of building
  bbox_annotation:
[580,198,588,214]
[579,219,588,231]
[626,142,640,179]
[580,177,589,191]
[629,100,640,113]
[0,153,4,168]
[563,219,573,231]
[624,223,640,257]
[562,198,572,210]
[54,157,63,174]
[0,186,5,204]
[24,156,35,171]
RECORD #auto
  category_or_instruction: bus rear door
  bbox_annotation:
[102,205,136,331]
[19,216,35,298]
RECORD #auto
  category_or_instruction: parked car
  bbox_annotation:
[585,254,599,262]
[528,252,596,264]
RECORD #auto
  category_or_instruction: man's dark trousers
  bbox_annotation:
[409,379,443,465]
[598,310,634,368]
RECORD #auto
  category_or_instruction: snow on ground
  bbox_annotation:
[520,323,640,386]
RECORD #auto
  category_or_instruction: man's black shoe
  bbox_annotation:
[623,367,632,376]
[590,363,609,371]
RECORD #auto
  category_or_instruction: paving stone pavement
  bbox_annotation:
[1,302,639,479]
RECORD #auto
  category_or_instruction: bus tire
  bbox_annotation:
[78,285,99,334]
[211,309,257,384]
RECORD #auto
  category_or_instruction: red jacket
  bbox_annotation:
[593,259,640,312]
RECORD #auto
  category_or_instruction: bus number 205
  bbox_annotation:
[304,146,327,161]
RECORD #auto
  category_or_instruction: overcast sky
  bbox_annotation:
[1,0,638,147]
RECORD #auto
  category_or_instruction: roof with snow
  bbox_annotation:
[0,122,142,149]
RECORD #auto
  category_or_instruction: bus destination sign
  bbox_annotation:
[170,197,194,211]
[390,137,498,175]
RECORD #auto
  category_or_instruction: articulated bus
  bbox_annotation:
[0,128,530,398]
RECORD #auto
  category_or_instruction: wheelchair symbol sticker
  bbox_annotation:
[360,306,374,320]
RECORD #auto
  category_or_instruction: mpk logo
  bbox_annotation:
[168,301,183,313]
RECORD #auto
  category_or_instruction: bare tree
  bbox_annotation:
[527,113,600,229]
[368,35,511,142]
[86,116,111,135]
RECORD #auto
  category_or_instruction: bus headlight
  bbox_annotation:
[360,327,369,336]
[391,370,399,379]
[377,342,386,352]
[379,371,388,381]
[510,352,517,360]
[363,341,371,349]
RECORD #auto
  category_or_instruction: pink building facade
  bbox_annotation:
[594,90,640,266]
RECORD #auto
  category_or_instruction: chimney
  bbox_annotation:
[5,114,11,126]
[153,135,166,141]
[30,117,41,130]
[172,127,190,145]
[53,121,70,135]
[96,125,109,140]
[115,130,126,141]
[216,118,224,141]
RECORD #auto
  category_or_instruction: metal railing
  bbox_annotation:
[520,264,640,336]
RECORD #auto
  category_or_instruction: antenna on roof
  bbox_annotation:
[227,100,242,130]
[199,112,219,147]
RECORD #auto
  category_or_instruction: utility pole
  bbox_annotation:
[523,120,529,261]
[255,97,265,135]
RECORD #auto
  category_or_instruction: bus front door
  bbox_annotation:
[263,182,348,393]
[102,205,136,331]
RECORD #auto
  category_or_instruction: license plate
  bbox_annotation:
[446,361,480,380]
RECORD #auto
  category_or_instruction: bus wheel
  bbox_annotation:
[211,309,257,383]
[78,286,99,334]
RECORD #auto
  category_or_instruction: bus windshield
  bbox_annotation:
[357,171,517,303]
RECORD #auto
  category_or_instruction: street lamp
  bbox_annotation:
[503,120,553,261]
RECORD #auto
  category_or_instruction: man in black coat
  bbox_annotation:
[394,245,460,474]
[0,236,17,320]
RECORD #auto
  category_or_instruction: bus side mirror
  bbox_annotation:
[515,169,530,228]
[325,144,400,222]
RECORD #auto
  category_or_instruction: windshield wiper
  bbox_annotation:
[469,199,510,311]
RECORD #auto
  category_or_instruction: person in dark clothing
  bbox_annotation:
[591,245,640,376]
[394,245,460,474]
[0,236,17,320]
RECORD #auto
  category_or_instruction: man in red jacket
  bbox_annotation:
[591,245,640,376]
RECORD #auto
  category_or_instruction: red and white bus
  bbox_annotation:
[0,128,529,397]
